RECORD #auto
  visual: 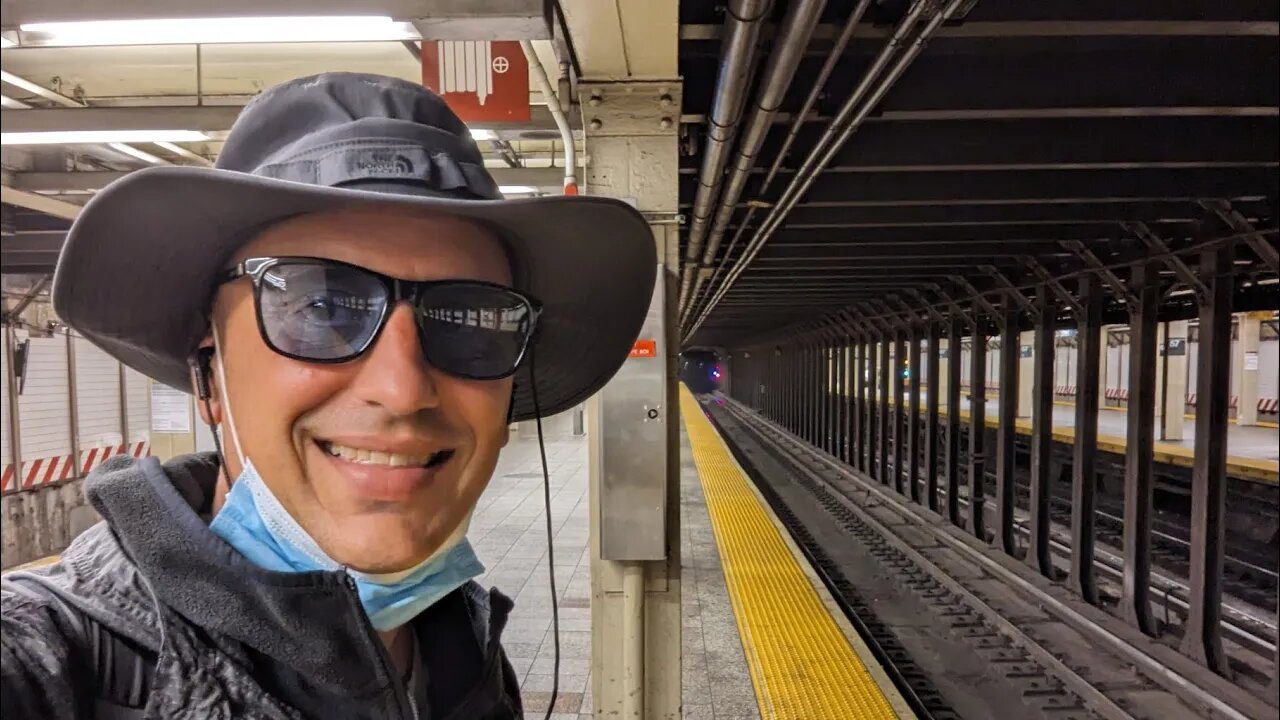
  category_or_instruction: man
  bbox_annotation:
[0,73,656,719]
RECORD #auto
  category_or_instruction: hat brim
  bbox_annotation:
[52,166,657,421]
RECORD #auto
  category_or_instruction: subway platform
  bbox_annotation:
[471,393,913,720]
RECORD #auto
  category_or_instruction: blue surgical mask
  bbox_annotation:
[209,458,484,631]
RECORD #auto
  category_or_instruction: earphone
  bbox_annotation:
[191,347,216,401]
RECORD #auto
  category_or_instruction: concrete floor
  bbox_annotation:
[470,427,760,720]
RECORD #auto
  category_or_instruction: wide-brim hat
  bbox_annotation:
[52,73,656,422]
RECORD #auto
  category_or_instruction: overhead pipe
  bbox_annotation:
[677,0,773,313]
[684,0,923,333]
[687,0,970,340]
[521,40,578,194]
[683,0,872,328]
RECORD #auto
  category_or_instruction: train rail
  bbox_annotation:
[703,393,1276,720]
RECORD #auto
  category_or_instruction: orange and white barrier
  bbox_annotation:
[2,441,150,493]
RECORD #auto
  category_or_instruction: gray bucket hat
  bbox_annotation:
[51,72,656,421]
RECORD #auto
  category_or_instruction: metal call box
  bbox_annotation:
[598,267,668,561]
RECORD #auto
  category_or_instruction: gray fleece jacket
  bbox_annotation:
[0,452,522,719]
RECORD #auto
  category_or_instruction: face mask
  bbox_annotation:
[210,458,484,631]
[205,326,483,631]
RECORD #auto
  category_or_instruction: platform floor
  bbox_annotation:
[470,426,766,719]
[878,390,1280,482]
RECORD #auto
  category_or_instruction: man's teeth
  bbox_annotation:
[320,441,445,468]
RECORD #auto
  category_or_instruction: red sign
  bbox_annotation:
[629,340,658,358]
[421,40,530,123]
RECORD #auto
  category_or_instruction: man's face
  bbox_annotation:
[200,206,513,573]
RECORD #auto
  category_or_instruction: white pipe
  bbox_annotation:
[621,561,645,718]
[520,41,577,194]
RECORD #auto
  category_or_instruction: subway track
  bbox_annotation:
[701,394,1277,720]
[828,410,1278,662]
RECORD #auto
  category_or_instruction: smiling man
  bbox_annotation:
[0,73,655,719]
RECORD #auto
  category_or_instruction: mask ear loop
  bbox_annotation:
[528,349,561,720]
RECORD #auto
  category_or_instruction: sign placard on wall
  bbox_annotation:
[150,383,191,433]
[1163,337,1187,356]
[1244,351,1259,371]
[1019,345,1033,358]
[421,40,530,122]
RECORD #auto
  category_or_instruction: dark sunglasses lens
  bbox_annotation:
[257,263,387,360]
[417,285,533,378]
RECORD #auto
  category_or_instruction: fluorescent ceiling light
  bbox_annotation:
[0,36,14,49]
[470,129,497,141]
[108,142,166,165]
[2,130,209,145]
[499,186,539,195]
[19,16,419,47]
[0,94,30,109]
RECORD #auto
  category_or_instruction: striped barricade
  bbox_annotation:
[2,441,151,493]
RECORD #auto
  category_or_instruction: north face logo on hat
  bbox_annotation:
[357,152,415,176]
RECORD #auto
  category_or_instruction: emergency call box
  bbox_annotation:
[597,266,668,561]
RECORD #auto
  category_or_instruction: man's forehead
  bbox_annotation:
[234,206,512,285]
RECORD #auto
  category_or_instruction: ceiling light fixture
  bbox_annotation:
[2,130,210,145]
[107,142,166,165]
[18,16,419,47]
[470,129,497,141]
[0,36,15,49]
[499,186,539,195]
[0,94,30,109]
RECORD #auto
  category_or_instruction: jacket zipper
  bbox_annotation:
[343,574,417,719]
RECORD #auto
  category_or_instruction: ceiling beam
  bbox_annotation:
[0,186,81,220]
[679,21,1280,41]
[1,104,567,134]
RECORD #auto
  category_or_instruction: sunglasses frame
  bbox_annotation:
[217,256,542,380]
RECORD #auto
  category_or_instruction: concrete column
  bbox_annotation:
[1237,313,1262,426]
[1017,329,1035,418]
[582,75,682,718]
[1161,321,1189,440]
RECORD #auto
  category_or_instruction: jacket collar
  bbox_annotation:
[84,452,396,695]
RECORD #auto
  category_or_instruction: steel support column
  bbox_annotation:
[1068,273,1103,604]
[945,317,963,526]
[1179,244,1234,676]
[925,321,941,511]
[1025,284,1056,577]
[968,324,988,539]
[855,338,867,471]
[907,327,923,503]
[879,334,892,484]
[1121,261,1160,636]
[866,336,879,475]
[995,302,1020,554]
[893,331,907,494]
[835,342,844,456]
[843,340,855,465]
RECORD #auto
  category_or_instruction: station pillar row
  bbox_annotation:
[582,78,682,718]
[1237,312,1263,426]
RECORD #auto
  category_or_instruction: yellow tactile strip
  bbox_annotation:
[681,387,899,720]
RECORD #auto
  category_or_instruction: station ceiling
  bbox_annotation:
[676,0,1279,347]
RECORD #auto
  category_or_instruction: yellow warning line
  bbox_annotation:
[681,387,900,720]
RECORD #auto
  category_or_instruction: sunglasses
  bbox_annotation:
[217,256,541,380]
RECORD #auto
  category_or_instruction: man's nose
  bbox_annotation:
[349,304,441,413]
